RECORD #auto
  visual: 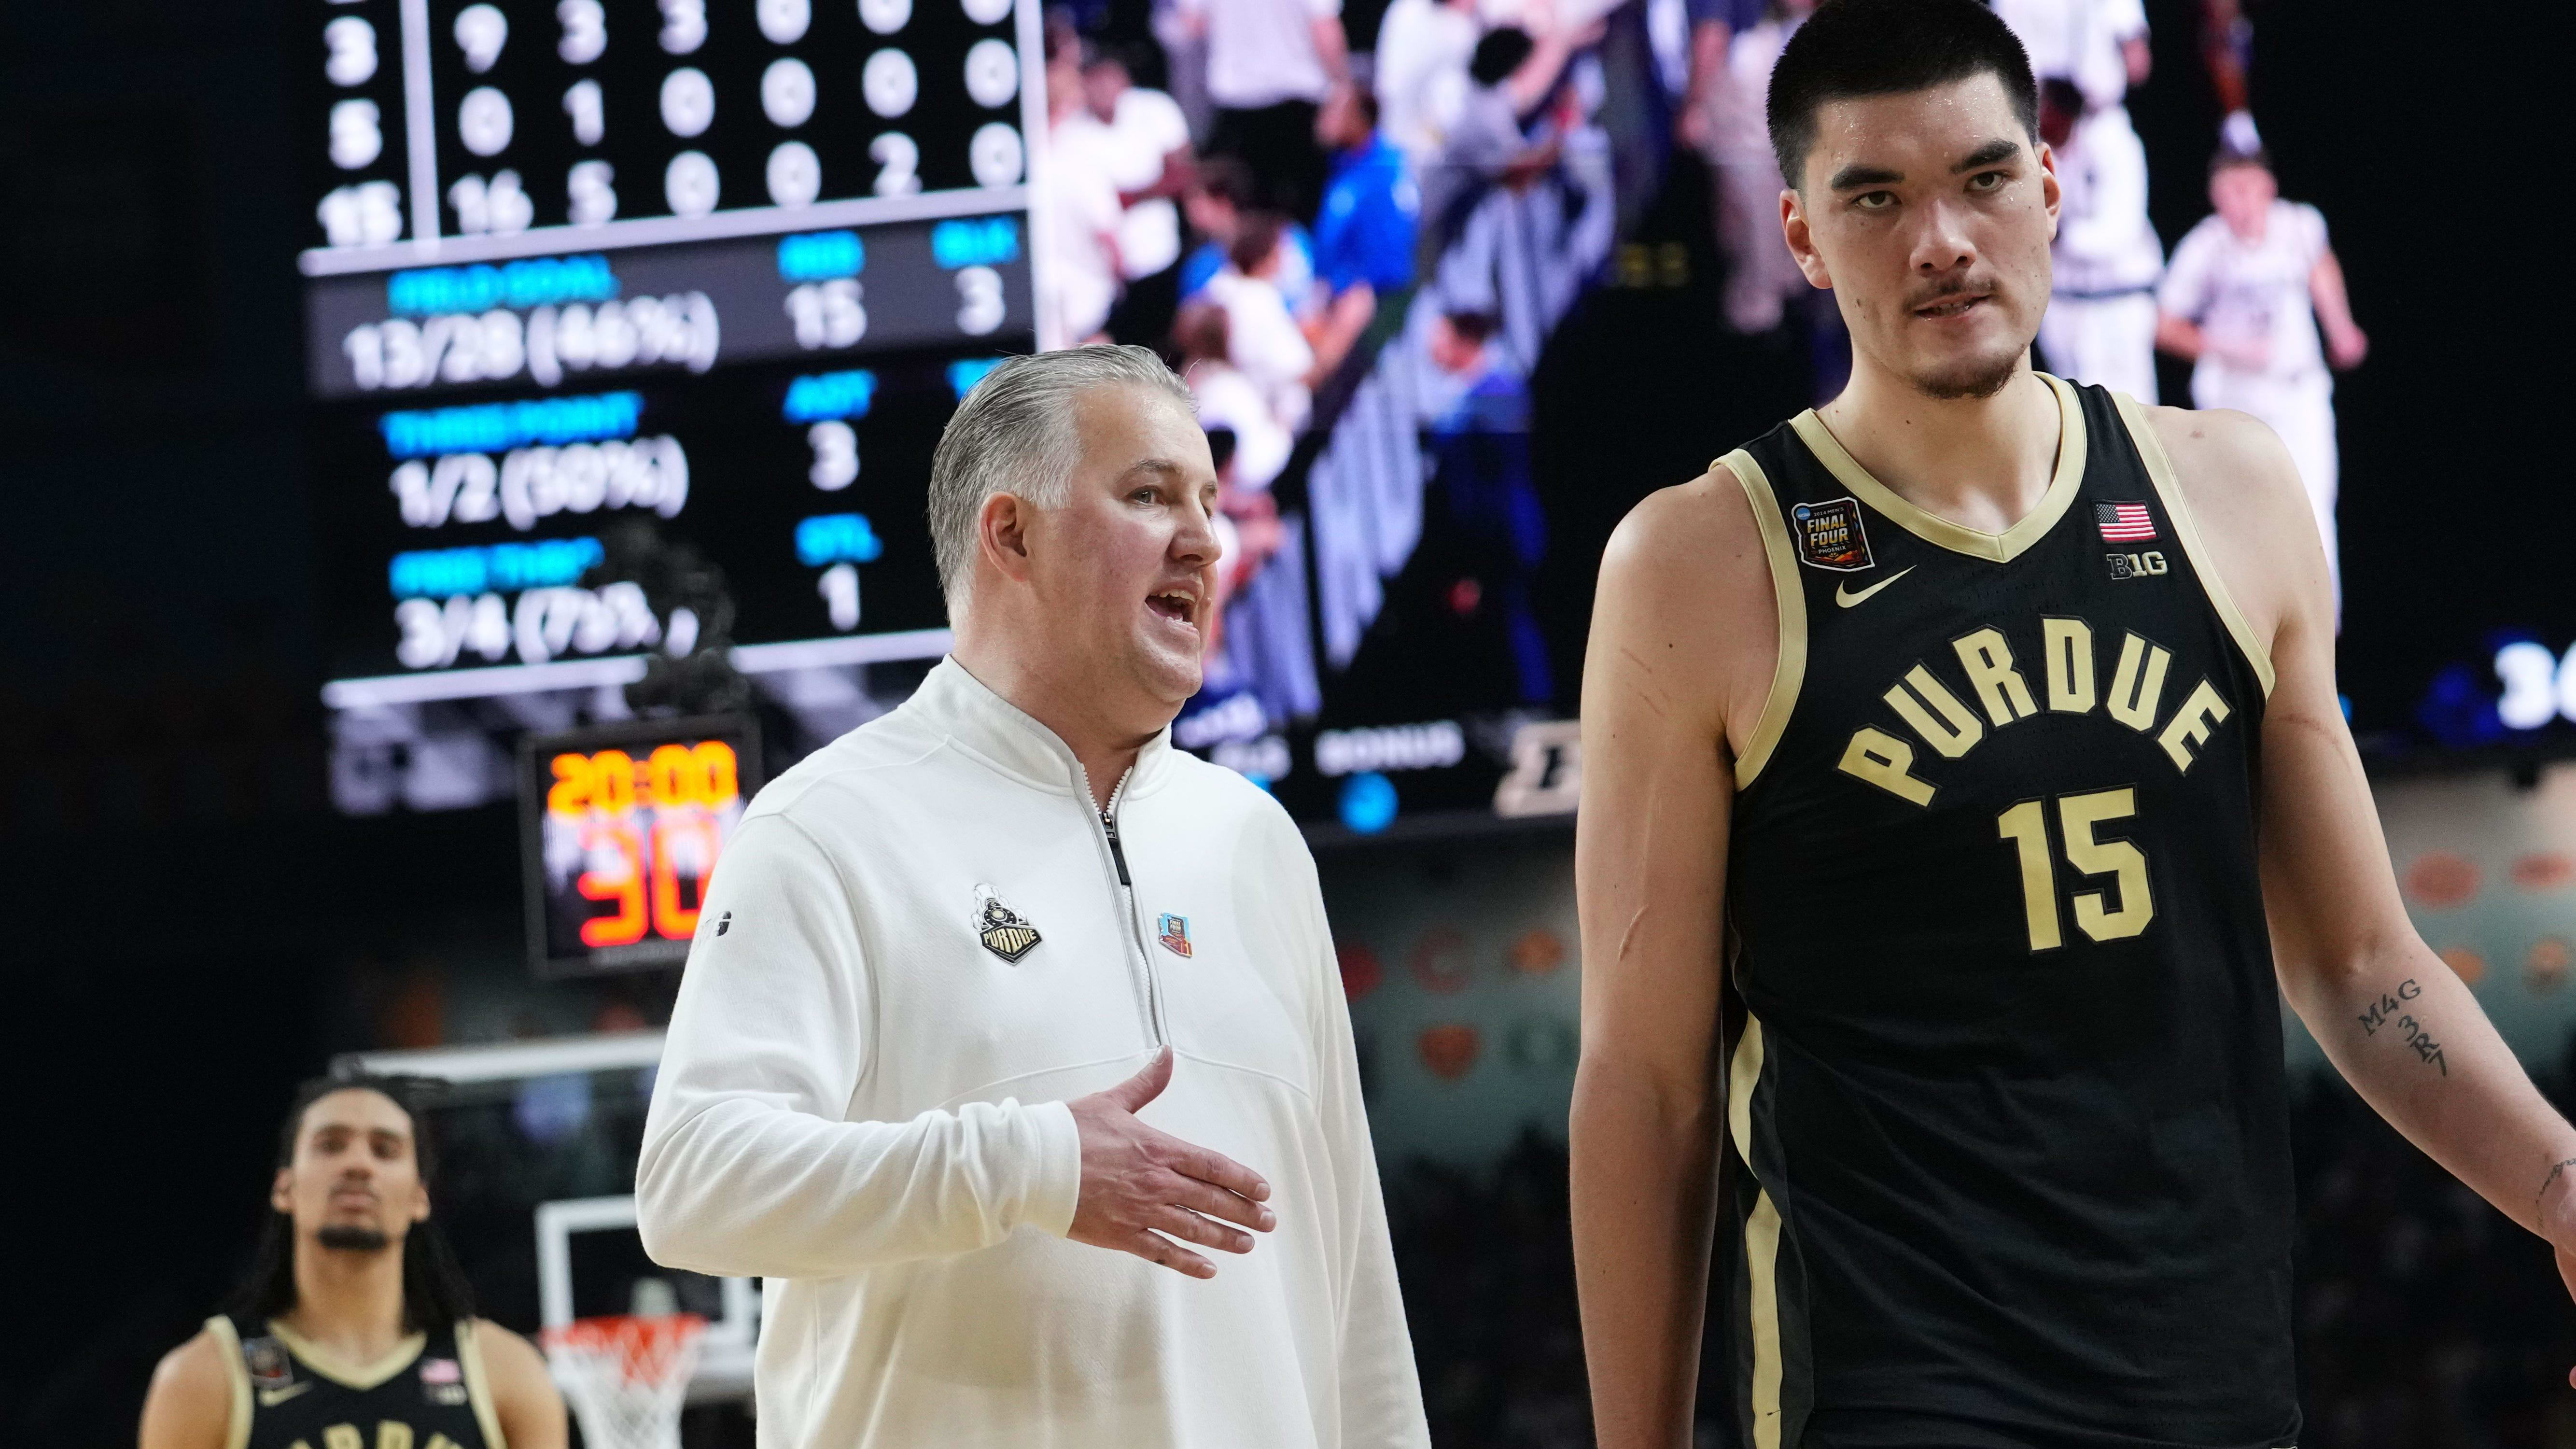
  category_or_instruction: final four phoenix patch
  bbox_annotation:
[974,885,1042,963]
[1792,496,1875,572]
[1157,914,1193,957]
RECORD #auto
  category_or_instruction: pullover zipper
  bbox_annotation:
[1078,763,1166,1046]
[1102,807,1132,886]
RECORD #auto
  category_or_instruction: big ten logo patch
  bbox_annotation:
[1793,497,1875,572]
[2106,550,2168,579]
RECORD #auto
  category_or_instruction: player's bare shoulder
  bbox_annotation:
[138,1325,236,1449]
[2136,402,2330,649]
[1587,459,1780,756]
[471,1319,570,1449]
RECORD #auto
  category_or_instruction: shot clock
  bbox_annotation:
[519,715,761,975]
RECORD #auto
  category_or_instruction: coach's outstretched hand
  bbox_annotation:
[1066,1046,1275,1278]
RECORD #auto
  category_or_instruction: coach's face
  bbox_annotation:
[1026,384,1222,717]
[1782,72,2059,399]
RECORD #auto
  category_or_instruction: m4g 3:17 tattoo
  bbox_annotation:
[2357,978,2448,1074]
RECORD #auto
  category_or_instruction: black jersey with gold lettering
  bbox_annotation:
[1717,377,2296,1449]
[209,1313,503,1449]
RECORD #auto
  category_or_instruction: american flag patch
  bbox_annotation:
[2095,501,2157,542]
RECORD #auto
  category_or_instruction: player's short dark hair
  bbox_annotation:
[1470,27,1535,88]
[1766,0,2039,188]
[225,1073,478,1333]
[2209,145,2272,176]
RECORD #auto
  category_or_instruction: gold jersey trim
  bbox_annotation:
[265,1320,429,1393]
[2113,391,2278,698]
[1746,1188,1787,1449]
[1724,452,1809,790]
[1787,373,2090,564]
[1728,1014,1766,1167]
[202,1315,254,1449]
[455,1318,510,1449]
[1728,1018,1785,1447]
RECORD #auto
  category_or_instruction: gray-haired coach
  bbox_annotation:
[638,346,1428,1448]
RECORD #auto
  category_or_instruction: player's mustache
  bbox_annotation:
[1906,276,1994,310]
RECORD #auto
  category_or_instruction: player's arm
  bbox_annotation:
[2310,248,2368,368]
[2152,310,2205,360]
[1311,10,1350,85]
[1676,18,1733,145]
[2154,234,2214,362]
[474,1322,568,1449]
[1570,468,1766,1449]
[2156,407,2576,1293]
[137,1329,232,1449]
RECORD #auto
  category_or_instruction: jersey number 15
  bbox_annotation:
[1995,788,2155,951]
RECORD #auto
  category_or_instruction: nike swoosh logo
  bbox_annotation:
[1834,566,1917,608]
[258,1382,313,1407]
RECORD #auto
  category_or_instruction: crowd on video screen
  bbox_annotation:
[1023,0,2372,749]
[1029,0,1623,740]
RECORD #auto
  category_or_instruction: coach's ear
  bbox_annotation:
[978,491,1037,587]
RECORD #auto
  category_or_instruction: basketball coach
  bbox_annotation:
[637,346,1428,1448]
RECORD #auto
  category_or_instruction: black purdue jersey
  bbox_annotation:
[209,1313,503,1449]
[1718,377,2297,1448]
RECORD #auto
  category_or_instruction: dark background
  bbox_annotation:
[1,0,2565,1443]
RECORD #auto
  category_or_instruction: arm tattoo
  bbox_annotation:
[2540,1158,2576,1211]
[2355,978,2447,1075]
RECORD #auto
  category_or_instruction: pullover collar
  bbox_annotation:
[909,656,1176,804]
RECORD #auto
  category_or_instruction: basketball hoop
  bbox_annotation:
[540,1313,706,1449]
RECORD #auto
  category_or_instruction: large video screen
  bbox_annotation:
[306,0,1041,811]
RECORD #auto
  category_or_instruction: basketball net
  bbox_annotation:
[540,1313,706,1449]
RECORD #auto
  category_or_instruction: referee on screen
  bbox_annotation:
[637,346,1428,1447]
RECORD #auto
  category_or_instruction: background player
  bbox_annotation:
[2158,139,2368,617]
[138,1076,564,1449]
[1568,2,2576,1445]
[2033,73,2162,400]
[1996,0,2161,399]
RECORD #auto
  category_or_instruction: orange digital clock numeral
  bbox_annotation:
[577,823,648,947]
[592,750,637,814]
[547,752,593,816]
[650,812,721,939]
[697,740,739,803]
[646,745,696,810]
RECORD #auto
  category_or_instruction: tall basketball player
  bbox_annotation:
[139,1076,565,1449]
[1568,2,2576,1446]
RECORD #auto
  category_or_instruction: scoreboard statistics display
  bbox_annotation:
[305,0,1044,709]
[519,715,760,974]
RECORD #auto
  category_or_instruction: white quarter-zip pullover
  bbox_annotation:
[637,658,1428,1449]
